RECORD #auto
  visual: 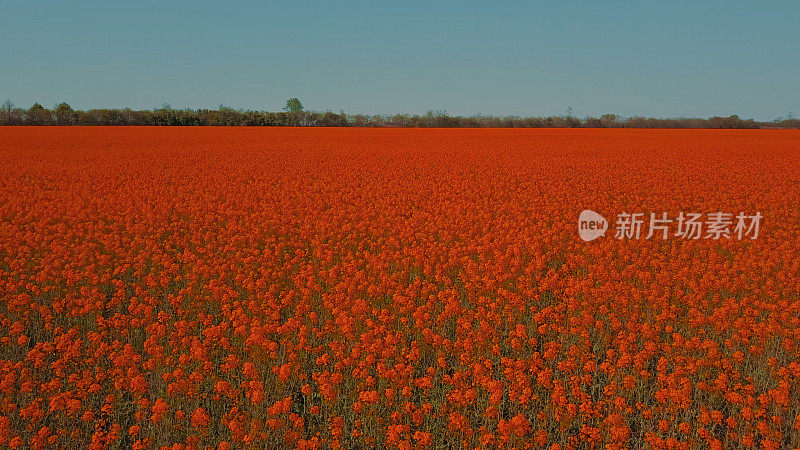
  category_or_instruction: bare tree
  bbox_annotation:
[2,100,14,125]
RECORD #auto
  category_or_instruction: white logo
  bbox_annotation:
[578,210,608,241]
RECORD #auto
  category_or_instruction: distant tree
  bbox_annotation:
[600,114,618,127]
[777,118,800,128]
[26,103,51,125]
[319,111,348,127]
[54,102,76,125]
[584,117,603,127]
[565,116,581,127]
[2,101,793,128]
[1,100,14,124]
[284,98,303,113]
[350,114,369,127]
[707,115,757,129]
[217,105,242,126]
[152,104,180,126]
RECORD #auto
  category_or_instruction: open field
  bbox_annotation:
[1,127,799,449]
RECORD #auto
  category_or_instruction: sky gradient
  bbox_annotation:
[1,0,798,120]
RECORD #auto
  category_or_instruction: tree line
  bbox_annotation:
[2,100,798,128]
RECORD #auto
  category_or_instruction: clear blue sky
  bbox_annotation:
[1,0,798,120]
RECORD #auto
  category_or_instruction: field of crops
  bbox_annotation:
[1,127,799,449]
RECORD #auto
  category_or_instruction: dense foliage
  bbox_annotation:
[2,102,797,128]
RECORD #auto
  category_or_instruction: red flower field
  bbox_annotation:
[0,127,799,449]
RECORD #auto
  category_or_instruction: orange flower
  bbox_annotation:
[191,408,210,429]
[1,127,798,448]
